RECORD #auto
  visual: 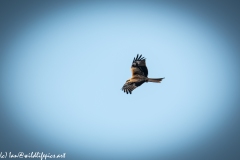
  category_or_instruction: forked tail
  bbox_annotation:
[147,78,164,83]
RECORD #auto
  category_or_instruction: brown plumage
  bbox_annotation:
[122,54,164,94]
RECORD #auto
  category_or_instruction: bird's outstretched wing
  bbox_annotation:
[131,54,148,77]
[122,80,145,94]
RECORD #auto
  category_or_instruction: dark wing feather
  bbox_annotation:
[131,54,148,77]
[122,81,145,94]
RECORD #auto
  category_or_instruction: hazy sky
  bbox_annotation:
[0,1,240,160]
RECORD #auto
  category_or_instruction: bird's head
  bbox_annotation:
[126,79,130,83]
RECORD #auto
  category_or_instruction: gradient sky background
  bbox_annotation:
[0,1,240,160]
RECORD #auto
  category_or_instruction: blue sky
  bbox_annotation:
[1,1,240,159]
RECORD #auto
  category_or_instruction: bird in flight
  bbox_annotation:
[122,54,164,94]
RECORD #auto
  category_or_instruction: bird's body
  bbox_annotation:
[122,54,164,94]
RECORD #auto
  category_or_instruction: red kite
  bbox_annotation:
[122,54,164,94]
